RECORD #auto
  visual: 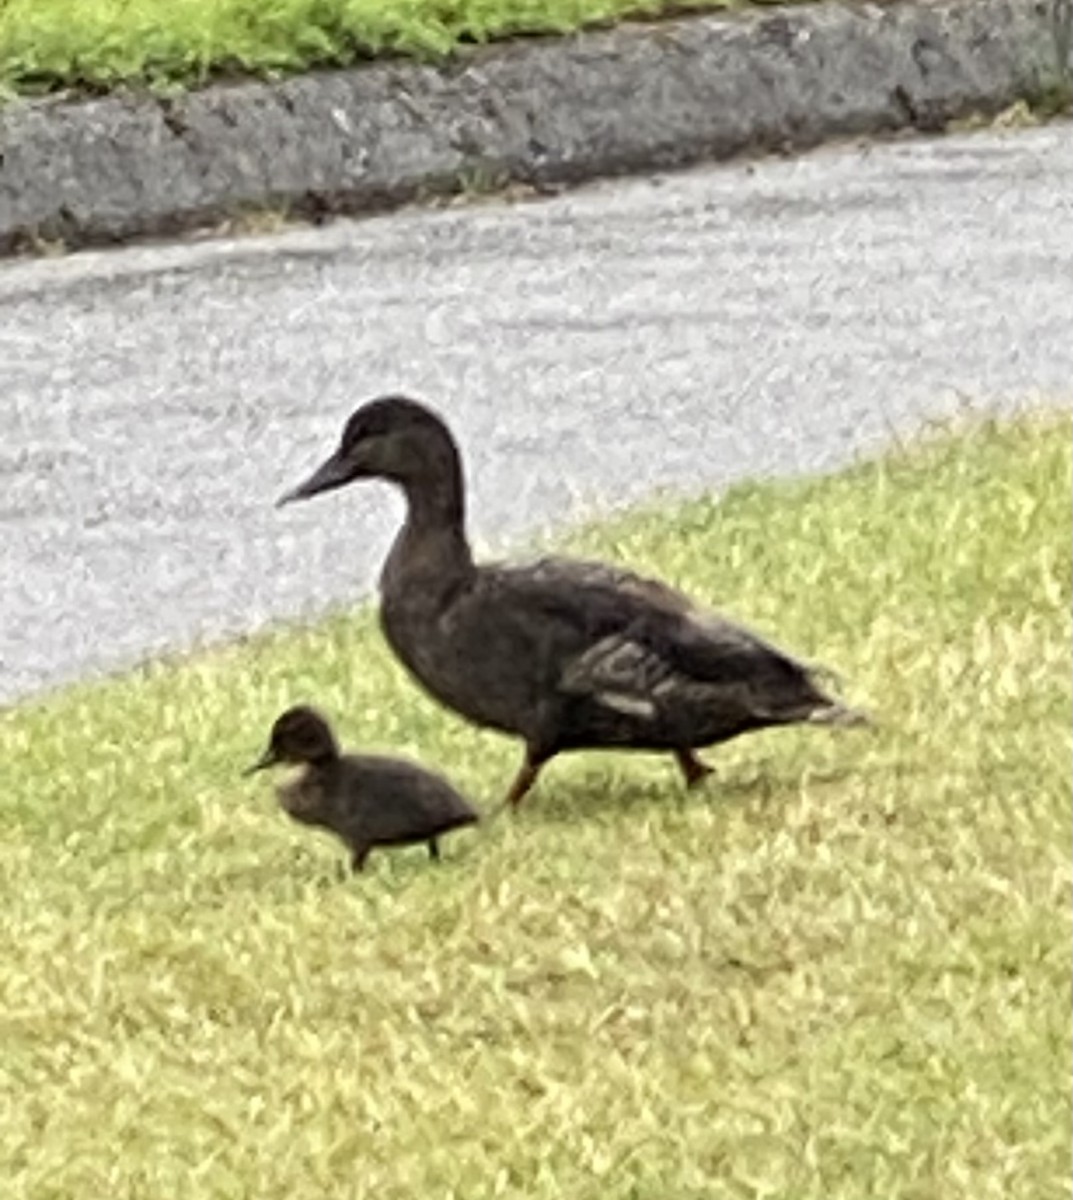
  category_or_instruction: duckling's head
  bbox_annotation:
[277,395,461,507]
[244,705,339,774]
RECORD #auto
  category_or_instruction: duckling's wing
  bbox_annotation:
[345,757,478,839]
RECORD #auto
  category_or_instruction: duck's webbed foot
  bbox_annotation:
[674,749,713,790]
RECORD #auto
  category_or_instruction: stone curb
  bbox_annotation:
[0,0,1069,254]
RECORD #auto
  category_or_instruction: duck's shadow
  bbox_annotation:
[482,753,913,830]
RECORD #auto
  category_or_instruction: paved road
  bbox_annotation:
[2,122,1071,706]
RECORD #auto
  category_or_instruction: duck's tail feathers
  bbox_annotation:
[808,700,875,730]
[804,660,845,691]
[800,660,874,729]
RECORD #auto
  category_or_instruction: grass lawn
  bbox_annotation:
[0,0,801,98]
[1,413,1070,1198]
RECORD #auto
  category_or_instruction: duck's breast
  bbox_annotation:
[379,583,555,741]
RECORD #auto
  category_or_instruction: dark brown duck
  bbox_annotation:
[246,705,479,872]
[278,396,870,809]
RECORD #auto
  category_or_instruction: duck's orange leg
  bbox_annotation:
[502,751,546,809]
[508,758,547,806]
[675,749,713,790]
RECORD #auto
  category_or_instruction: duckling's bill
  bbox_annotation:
[243,748,279,776]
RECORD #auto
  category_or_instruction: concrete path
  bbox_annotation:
[2,122,1071,705]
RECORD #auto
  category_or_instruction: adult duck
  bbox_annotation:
[278,396,869,809]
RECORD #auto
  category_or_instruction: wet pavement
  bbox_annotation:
[2,121,1071,705]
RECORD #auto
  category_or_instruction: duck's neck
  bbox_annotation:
[404,459,467,535]
[387,458,475,594]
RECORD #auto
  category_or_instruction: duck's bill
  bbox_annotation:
[276,451,352,508]
[243,749,277,776]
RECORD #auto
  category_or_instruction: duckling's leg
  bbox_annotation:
[675,749,713,790]
[428,838,441,862]
[350,845,371,874]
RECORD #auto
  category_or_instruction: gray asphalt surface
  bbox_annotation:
[2,122,1071,707]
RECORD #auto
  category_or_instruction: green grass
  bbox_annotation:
[0,0,799,98]
[1,413,1071,1198]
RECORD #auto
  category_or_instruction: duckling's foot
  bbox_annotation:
[350,846,370,874]
[675,749,713,790]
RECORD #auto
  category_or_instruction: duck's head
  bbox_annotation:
[244,705,339,774]
[277,395,461,507]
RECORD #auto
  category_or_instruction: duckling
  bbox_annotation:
[277,396,870,809]
[245,705,479,872]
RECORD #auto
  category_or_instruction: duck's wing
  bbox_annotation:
[494,554,702,630]
[490,555,827,719]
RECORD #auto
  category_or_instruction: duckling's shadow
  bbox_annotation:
[281,830,488,892]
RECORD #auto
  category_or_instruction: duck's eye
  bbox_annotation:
[340,417,369,453]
